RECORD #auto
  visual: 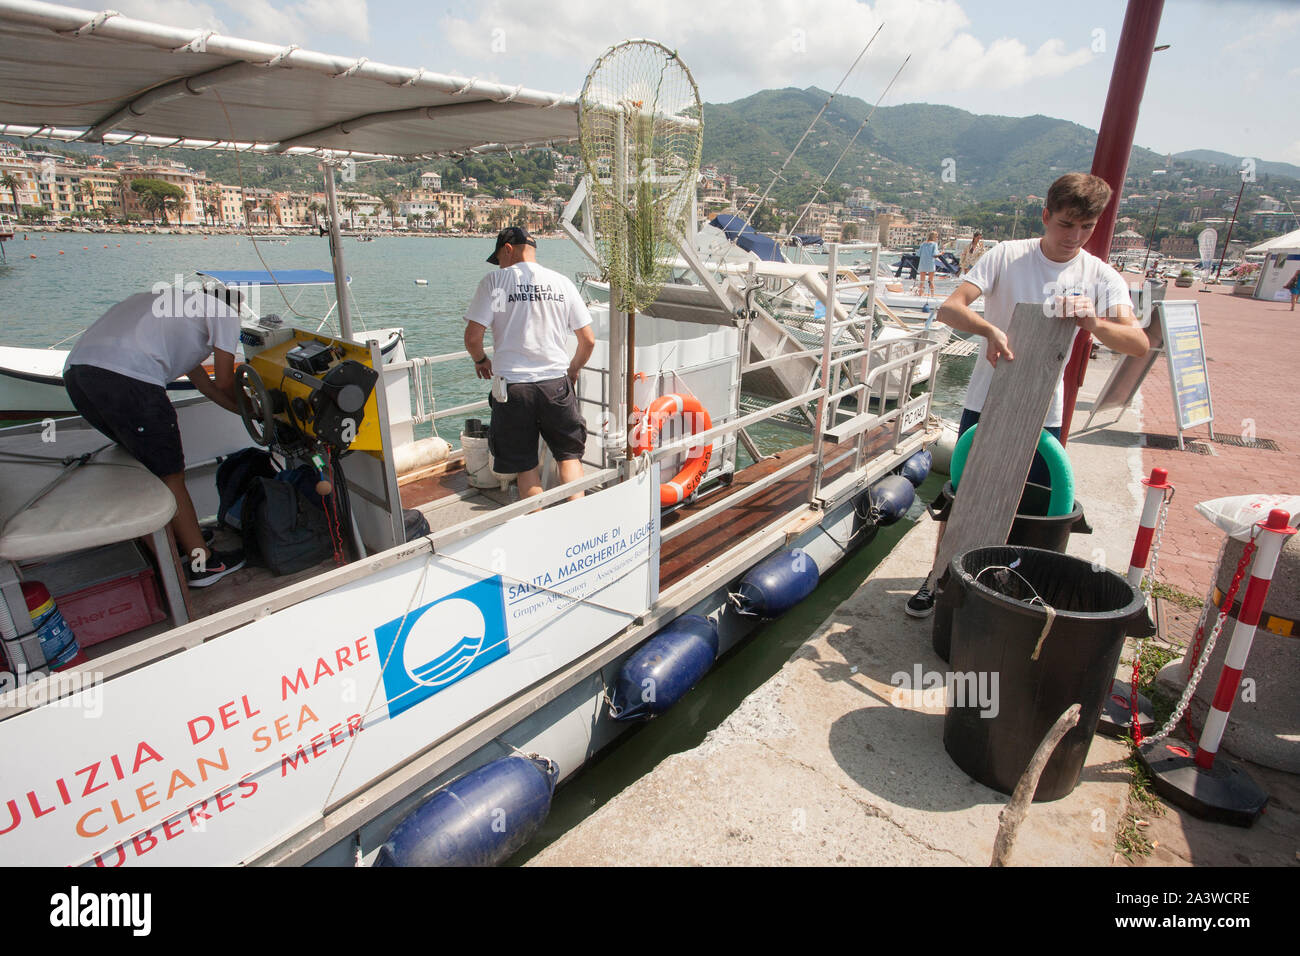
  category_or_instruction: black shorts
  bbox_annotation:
[488,376,586,473]
[64,364,185,478]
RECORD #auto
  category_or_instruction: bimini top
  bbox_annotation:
[0,0,579,159]
[709,214,786,263]
[197,269,344,287]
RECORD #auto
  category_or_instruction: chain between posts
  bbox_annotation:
[1130,485,1173,745]
[1144,528,1259,747]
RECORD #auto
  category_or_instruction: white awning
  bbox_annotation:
[1247,228,1300,254]
[0,0,579,159]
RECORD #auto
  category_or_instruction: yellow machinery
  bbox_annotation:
[236,329,381,456]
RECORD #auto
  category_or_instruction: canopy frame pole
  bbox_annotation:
[322,158,354,340]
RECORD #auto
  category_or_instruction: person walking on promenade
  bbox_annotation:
[1286,269,1300,311]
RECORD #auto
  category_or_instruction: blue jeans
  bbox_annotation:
[958,408,1061,488]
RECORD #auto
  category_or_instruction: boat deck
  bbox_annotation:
[74,418,918,663]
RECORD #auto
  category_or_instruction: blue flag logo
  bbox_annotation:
[373,576,509,718]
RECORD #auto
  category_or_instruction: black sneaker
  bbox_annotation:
[187,549,246,589]
[177,527,216,561]
[905,583,935,618]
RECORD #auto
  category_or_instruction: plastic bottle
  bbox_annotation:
[21,582,87,671]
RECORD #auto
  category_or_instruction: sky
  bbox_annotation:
[55,0,1300,168]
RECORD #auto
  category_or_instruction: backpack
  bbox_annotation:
[215,448,277,530]
[241,474,335,576]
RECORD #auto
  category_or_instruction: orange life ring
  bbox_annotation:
[631,393,713,506]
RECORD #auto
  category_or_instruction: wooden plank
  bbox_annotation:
[929,303,1077,587]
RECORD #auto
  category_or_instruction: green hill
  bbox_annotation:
[702,89,1297,213]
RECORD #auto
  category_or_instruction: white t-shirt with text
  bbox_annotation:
[961,238,1133,427]
[65,290,241,388]
[463,261,592,382]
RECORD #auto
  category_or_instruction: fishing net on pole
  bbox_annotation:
[578,40,702,313]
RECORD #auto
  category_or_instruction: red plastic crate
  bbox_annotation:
[21,542,167,648]
[55,571,166,647]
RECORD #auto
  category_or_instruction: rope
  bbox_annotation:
[58,10,120,37]
[0,442,117,539]
[972,564,1054,659]
[739,26,883,239]
[210,87,339,327]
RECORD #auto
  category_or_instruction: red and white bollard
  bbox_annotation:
[1098,467,1169,738]
[1194,509,1296,770]
[1127,467,1171,587]
[1138,508,1296,827]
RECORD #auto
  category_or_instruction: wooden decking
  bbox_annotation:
[659,420,911,591]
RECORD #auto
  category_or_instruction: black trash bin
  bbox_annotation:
[941,545,1150,802]
[931,482,1091,661]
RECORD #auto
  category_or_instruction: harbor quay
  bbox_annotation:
[1133,282,1299,601]
[530,322,1300,868]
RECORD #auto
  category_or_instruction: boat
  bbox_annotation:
[0,269,365,423]
[0,2,940,867]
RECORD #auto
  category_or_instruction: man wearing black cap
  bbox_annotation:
[463,226,596,500]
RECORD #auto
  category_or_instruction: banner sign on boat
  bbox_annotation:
[1156,300,1214,441]
[0,468,659,866]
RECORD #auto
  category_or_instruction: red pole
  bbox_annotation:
[1059,0,1165,444]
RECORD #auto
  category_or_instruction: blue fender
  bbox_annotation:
[899,449,932,488]
[374,754,557,867]
[868,474,915,526]
[611,615,719,721]
[732,548,819,617]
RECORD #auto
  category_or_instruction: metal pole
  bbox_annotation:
[322,159,354,341]
[1213,178,1247,281]
[1140,195,1162,274]
[606,116,628,464]
[810,243,837,503]
[1060,0,1165,443]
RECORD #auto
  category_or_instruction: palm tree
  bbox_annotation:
[438,201,450,230]
[342,198,358,230]
[79,180,96,220]
[382,196,398,230]
[1,172,20,215]
[260,198,278,227]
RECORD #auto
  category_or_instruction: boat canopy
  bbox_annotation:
[0,0,578,159]
[709,214,786,263]
[197,269,345,286]
[792,234,823,246]
[1246,227,1300,254]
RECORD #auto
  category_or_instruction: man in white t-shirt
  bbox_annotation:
[64,286,247,588]
[906,173,1149,617]
[463,226,596,500]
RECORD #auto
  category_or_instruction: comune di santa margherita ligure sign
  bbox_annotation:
[0,469,660,866]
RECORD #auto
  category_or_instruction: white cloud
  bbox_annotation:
[112,0,226,32]
[108,0,370,43]
[223,0,372,44]
[435,0,1093,101]
[1223,8,1300,54]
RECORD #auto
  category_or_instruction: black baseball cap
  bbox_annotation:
[487,226,536,265]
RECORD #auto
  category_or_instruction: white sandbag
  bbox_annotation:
[393,436,451,475]
[460,432,515,491]
[1194,493,1300,542]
